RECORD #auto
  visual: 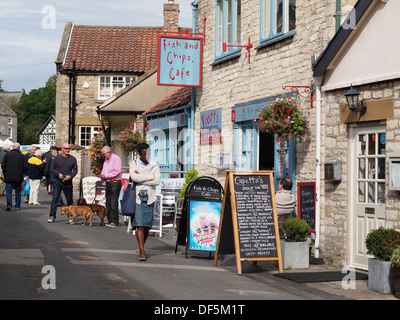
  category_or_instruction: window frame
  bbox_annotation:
[260,0,296,46]
[79,126,101,148]
[215,0,242,62]
[98,76,136,100]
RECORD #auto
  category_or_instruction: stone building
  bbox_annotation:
[0,90,24,142]
[188,0,360,266]
[313,0,400,269]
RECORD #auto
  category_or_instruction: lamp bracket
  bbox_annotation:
[282,80,314,108]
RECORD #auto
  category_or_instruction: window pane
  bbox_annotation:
[358,134,366,155]
[217,0,223,56]
[226,0,232,45]
[378,183,386,204]
[358,181,365,203]
[275,0,283,34]
[368,133,376,155]
[368,182,375,203]
[235,0,241,44]
[289,0,296,31]
[378,157,385,180]
[368,158,375,179]
[378,133,386,155]
[358,158,366,179]
[263,0,271,38]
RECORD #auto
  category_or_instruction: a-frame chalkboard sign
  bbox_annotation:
[175,176,224,258]
[214,171,283,274]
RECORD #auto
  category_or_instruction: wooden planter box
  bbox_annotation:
[280,240,309,269]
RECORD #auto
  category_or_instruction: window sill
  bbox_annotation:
[212,50,241,67]
[257,31,296,50]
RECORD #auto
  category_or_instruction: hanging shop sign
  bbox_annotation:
[158,35,203,87]
[200,108,222,144]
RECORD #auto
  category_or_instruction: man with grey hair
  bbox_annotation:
[1,142,28,211]
[100,146,122,227]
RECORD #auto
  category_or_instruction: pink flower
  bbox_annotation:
[260,117,265,121]
[277,138,280,143]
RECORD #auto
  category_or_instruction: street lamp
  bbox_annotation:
[345,85,367,115]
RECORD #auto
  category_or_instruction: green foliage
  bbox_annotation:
[0,79,4,92]
[282,218,311,242]
[179,168,199,199]
[391,246,400,268]
[365,227,400,261]
[13,75,56,144]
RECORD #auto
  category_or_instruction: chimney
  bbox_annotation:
[163,0,179,32]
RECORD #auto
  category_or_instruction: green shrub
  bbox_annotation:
[282,218,311,242]
[179,168,199,199]
[365,227,400,261]
[391,246,400,268]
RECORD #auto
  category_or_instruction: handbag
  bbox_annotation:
[120,178,136,216]
[23,179,30,195]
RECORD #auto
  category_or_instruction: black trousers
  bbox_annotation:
[106,181,122,225]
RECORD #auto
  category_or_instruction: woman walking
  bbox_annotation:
[129,143,160,261]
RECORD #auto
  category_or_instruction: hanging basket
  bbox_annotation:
[116,123,146,156]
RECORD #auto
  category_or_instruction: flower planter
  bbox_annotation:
[368,258,393,294]
[280,240,309,269]
[392,266,400,299]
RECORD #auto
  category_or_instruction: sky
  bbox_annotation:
[0,0,194,93]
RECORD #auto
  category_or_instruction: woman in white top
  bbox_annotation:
[129,143,160,261]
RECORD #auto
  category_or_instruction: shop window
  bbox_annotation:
[260,0,296,45]
[215,0,241,60]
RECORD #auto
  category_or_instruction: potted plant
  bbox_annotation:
[116,123,146,156]
[391,246,400,299]
[280,217,311,269]
[88,127,109,175]
[255,97,310,165]
[365,227,400,294]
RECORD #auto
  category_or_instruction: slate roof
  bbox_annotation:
[62,25,162,73]
[312,0,373,77]
[142,87,192,116]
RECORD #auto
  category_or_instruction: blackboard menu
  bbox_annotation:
[233,174,278,258]
[297,182,316,232]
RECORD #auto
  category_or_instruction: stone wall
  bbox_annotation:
[193,0,356,185]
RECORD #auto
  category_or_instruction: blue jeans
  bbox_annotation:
[6,182,22,209]
[50,181,73,218]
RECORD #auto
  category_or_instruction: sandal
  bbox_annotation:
[138,254,147,261]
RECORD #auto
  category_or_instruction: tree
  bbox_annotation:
[13,75,56,144]
[0,79,4,92]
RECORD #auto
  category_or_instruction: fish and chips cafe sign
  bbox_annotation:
[158,35,202,87]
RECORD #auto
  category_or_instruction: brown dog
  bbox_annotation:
[60,206,94,226]
[76,197,106,226]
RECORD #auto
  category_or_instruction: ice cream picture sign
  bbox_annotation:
[158,35,203,87]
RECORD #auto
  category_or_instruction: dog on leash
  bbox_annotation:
[76,197,106,226]
[60,206,94,226]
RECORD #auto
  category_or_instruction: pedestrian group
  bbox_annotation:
[1,142,161,262]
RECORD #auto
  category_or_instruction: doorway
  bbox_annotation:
[350,125,386,269]
[259,132,274,171]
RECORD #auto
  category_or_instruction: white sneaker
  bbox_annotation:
[47,217,55,223]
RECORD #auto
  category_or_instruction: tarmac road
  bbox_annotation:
[1,185,385,307]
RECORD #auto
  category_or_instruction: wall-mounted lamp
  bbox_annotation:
[345,86,367,115]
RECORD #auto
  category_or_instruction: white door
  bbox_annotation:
[350,126,386,270]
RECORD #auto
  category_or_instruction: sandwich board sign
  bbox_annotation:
[214,170,283,274]
[175,176,224,258]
